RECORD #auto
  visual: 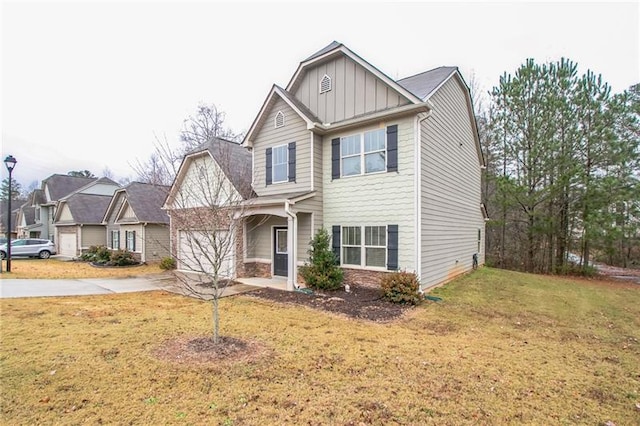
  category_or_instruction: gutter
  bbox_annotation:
[284,200,298,291]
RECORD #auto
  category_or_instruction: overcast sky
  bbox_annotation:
[2,1,638,189]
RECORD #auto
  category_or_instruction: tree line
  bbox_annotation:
[479,58,639,272]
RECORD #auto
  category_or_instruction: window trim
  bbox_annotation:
[271,144,288,184]
[111,230,120,250]
[339,128,387,178]
[126,230,136,252]
[341,225,387,270]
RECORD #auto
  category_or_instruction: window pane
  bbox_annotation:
[341,135,360,156]
[343,247,361,265]
[365,226,386,246]
[365,152,385,173]
[364,129,385,152]
[342,156,361,176]
[273,163,287,182]
[366,247,386,267]
[342,226,361,246]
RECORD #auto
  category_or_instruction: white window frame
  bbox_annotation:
[340,129,386,177]
[341,225,387,269]
[274,110,285,128]
[272,144,288,184]
[111,230,120,250]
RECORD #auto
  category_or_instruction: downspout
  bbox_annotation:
[284,200,298,291]
[142,222,147,263]
[414,104,433,292]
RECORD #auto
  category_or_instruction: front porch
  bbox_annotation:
[235,276,288,291]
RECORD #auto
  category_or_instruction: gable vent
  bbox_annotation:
[274,110,285,128]
[320,74,332,94]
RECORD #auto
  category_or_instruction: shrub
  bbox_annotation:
[80,245,111,264]
[109,250,138,266]
[299,228,344,291]
[380,271,423,305]
[159,257,177,270]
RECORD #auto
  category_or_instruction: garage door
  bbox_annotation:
[178,230,234,278]
[59,233,77,257]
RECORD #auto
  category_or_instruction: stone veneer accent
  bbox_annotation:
[241,262,271,278]
[342,268,391,289]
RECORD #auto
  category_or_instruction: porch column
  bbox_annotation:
[285,207,298,291]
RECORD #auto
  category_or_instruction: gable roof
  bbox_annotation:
[166,137,253,207]
[42,174,97,202]
[397,66,458,100]
[111,182,170,224]
[56,194,113,224]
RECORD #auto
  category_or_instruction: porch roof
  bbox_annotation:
[242,191,315,207]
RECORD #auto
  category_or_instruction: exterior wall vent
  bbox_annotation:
[275,110,285,128]
[320,74,332,94]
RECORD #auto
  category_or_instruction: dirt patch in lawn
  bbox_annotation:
[153,335,270,367]
[247,285,414,322]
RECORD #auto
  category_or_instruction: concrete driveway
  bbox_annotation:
[0,276,174,298]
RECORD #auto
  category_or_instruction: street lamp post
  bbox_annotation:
[4,155,17,272]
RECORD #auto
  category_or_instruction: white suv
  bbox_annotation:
[0,239,57,259]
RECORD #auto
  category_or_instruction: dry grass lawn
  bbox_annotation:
[1,258,164,279]
[1,268,639,425]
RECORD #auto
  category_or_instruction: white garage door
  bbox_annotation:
[178,230,234,278]
[59,233,77,257]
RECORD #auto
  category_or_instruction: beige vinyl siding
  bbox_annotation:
[120,224,143,252]
[253,98,312,196]
[297,213,312,262]
[420,76,485,288]
[245,215,287,259]
[81,225,106,248]
[322,117,415,271]
[174,155,240,209]
[144,224,170,262]
[58,204,74,221]
[121,203,136,221]
[293,56,410,124]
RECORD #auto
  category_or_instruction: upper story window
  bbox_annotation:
[272,144,288,183]
[340,129,386,177]
[320,74,332,94]
[274,111,285,128]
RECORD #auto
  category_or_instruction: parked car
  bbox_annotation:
[0,239,57,259]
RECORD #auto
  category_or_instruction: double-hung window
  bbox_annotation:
[342,225,387,268]
[272,144,288,183]
[111,230,120,250]
[126,231,136,251]
[340,129,386,177]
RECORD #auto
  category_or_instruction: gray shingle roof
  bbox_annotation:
[121,182,170,224]
[304,41,342,62]
[275,85,321,123]
[396,66,458,100]
[43,174,97,201]
[22,206,36,226]
[204,137,253,199]
[63,194,113,224]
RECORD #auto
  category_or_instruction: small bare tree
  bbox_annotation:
[164,137,254,344]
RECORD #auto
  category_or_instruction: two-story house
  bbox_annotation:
[168,41,486,292]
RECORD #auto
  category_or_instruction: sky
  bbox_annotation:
[2,1,639,190]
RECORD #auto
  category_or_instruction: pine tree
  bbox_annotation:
[300,228,344,290]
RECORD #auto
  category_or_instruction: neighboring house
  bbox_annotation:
[164,138,252,274]
[0,199,25,240]
[167,41,486,291]
[53,177,121,257]
[15,202,35,239]
[102,182,171,263]
[18,174,97,242]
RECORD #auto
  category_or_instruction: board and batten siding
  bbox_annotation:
[322,117,416,272]
[253,98,312,196]
[293,56,410,124]
[420,76,485,288]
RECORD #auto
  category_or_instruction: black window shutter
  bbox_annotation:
[117,230,121,249]
[132,230,136,251]
[331,138,340,180]
[265,147,272,185]
[387,125,398,172]
[332,225,341,263]
[387,225,399,270]
[288,142,296,182]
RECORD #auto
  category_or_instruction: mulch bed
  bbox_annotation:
[247,285,414,322]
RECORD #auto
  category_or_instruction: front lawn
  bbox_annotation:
[1,268,639,424]
[0,258,164,279]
